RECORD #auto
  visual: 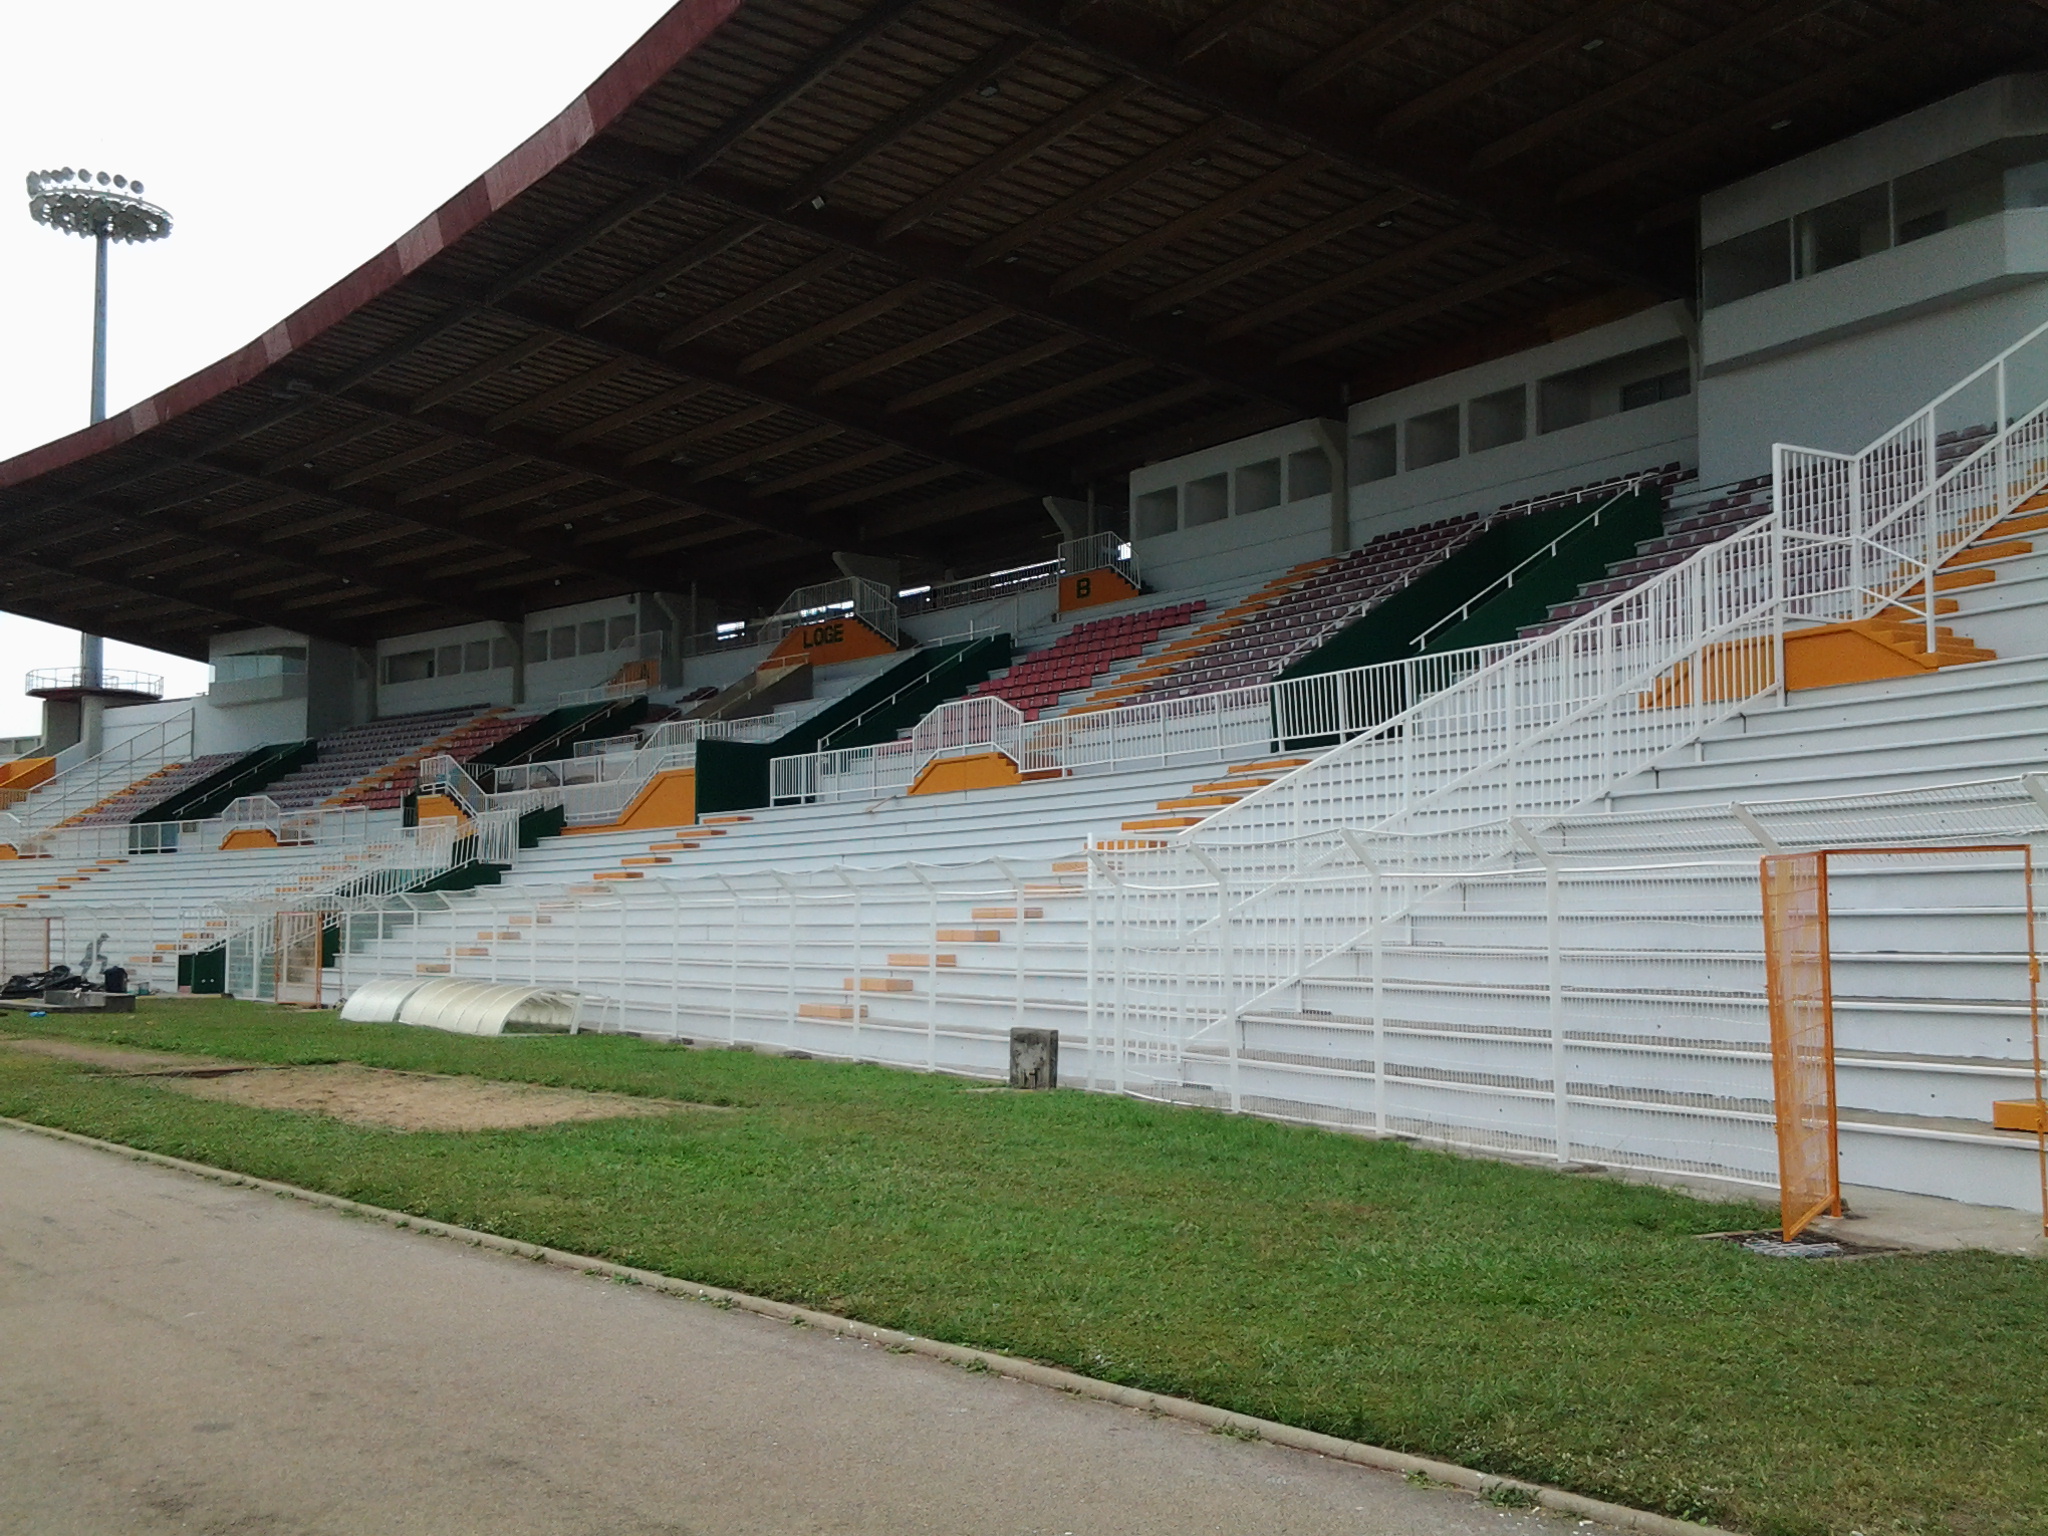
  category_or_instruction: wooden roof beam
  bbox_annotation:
[1130,188,1416,318]
[1207,220,1492,342]
[411,271,1075,492]
[1374,0,1645,137]
[1555,3,2001,204]
[575,139,1335,415]
[816,305,1014,393]
[1173,0,1284,63]
[1279,0,1464,102]
[885,334,1079,413]
[1013,380,1215,451]
[1469,0,1836,172]
[782,34,1036,213]
[980,0,1677,297]
[1276,253,1569,363]
[876,78,1145,241]
[1049,154,1318,295]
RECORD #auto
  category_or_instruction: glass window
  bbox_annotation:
[1235,459,1282,514]
[525,631,548,662]
[463,640,492,672]
[1894,153,2004,245]
[494,637,517,670]
[1468,386,1527,452]
[608,615,637,649]
[1701,220,1790,308]
[577,620,605,655]
[550,625,575,660]
[433,644,461,677]
[1620,369,1691,412]
[383,650,433,684]
[1350,425,1397,484]
[1287,448,1330,500]
[1794,185,1890,277]
[1404,406,1459,470]
[1184,473,1228,526]
[1135,487,1178,537]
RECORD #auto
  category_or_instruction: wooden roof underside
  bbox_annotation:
[0,0,2039,659]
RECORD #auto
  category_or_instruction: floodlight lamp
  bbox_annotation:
[25,167,172,243]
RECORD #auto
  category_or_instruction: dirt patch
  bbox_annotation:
[0,1037,240,1074]
[148,1062,706,1133]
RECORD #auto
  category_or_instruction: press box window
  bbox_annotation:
[1701,221,1789,309]
[1135,486,1178,537]
[1404,406,1460,470]
[608,615,637,649]
[1350,425,1397,484]
[464,640,492,672]
[1794,185,1889,278]
[1183,473,1228,527]
[1235,459,1282,514]
[1620,370,1691,412]
[493,638,517,669]
[383,650,433,684]
[550,625,575,659]
[1468,387,1526,452]
[1287,448,1330,500]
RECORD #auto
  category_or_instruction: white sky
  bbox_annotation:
[0,0,679,736]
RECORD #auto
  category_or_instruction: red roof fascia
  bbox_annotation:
[0,0,741,492]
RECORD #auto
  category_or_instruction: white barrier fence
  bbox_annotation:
[326,774,2048,1200]
[1776,314,2048,649]
[1,710,194,831]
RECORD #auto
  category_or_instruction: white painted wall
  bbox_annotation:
[1699,279,2048,483]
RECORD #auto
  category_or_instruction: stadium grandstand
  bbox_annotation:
[7,0,2048,1232]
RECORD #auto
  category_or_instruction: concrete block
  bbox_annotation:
[1009,1027,1058,1091]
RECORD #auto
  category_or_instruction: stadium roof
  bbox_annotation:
[1,0,2040,660]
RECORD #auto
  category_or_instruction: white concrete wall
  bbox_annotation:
[1699,275,2048,484]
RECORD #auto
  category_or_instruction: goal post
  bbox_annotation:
[1760,845,2045,1242]
[1761,850,1840,1241]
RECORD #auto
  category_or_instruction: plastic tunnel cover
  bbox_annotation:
[389,978,583,1036]
[338,977,431,1025]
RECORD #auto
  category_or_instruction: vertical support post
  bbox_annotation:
[90,228,109,426]
[669,885,682,1040]
[1084,841,1099,1092]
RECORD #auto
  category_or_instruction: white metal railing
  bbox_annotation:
[1409,479,1646,651]
[896,557,1062,616]
[315,773,2048,1200]
[2,711,194,830]
[759,576,899,647]
[555,676,655,708]
[771,638,1527,806]
[1058,530,1137,586]
[1776,314,2048,651]
[1178,518,1780,861]
[25,665,163,697]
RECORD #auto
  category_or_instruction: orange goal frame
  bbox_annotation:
[1760,846,2045,1242]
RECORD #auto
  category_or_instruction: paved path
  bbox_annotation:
[0,1125,1603,1535]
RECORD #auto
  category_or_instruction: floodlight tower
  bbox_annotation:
[26,167,173,426]
[24,167,172,716]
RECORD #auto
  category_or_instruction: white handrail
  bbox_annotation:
[1408,478,1644,651]
[1775,314,2048,651]
[2,711,195,831]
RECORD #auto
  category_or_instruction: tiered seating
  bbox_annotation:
[52,753,242,829]
[260,707,495,811]
[341,711,534,810]
[967,602,1202,719]
[1530,432,1996,634]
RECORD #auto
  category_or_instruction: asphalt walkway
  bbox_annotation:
[0,1124,1608,1535]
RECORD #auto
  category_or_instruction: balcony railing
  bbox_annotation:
[25,667,162,697]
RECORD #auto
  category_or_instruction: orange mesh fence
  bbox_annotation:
[1761,851,1840,1240]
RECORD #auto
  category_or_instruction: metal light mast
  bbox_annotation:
[25,166,173,687]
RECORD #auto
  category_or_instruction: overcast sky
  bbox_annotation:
[0,0,678,736]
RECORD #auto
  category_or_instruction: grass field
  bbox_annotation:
[2,998,2043,1536]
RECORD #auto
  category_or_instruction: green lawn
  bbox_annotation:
[2,998,2043,1536]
